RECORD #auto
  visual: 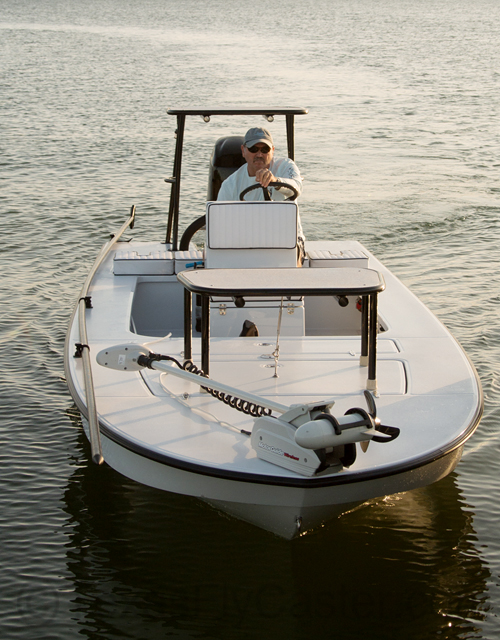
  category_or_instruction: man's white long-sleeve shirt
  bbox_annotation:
[217,157,302,202]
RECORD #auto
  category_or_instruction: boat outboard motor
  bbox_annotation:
[207,135,246,200]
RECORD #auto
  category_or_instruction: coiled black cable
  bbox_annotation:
[182,360,272,418]
[139,352,272,418]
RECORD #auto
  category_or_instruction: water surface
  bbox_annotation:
[2,1,500,638]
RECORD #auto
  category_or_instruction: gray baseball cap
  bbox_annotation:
[244,127,274,148]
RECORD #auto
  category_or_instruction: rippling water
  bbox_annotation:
[2,1,500,638]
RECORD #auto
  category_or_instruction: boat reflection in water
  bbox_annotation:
[63,420,489,640]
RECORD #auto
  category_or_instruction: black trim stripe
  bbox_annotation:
[97,400,482,489]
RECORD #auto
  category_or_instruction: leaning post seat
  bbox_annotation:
[207,136,246,201]
[204,201,299,269]
[202,200,304,337]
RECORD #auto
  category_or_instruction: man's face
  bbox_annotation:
[241,143,274,176]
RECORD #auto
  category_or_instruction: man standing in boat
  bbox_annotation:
[217,127,303,202]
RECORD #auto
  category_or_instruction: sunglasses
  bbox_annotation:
[246,144,271,154]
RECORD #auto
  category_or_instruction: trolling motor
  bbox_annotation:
[96,344,399,477]
[251,390,399,477]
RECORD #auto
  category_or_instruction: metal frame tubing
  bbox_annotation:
[368,293,378,388]
[360,295,369,367]
[166,114,186,249]
[286,114,295,160]
[201,294,210,376]
[183,288,192,361]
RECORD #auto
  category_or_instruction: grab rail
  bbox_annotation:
[76,206,136,464]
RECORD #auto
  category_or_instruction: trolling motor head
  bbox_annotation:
[96,344,151,371]
[251,391,399,477]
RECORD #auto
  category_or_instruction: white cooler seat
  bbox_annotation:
[203,201,303,335]
[205,201,299,269]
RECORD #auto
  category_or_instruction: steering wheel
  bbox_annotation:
[239,181,299,202]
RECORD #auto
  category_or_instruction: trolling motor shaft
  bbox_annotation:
[96,343,399,477]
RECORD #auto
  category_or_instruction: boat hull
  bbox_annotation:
[66,237,482,538]
[81,417,464,538]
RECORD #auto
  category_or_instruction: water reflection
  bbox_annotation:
[292,483,489,639]
[63,419,489,640]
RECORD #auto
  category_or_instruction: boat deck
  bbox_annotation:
[66,240,481,482]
